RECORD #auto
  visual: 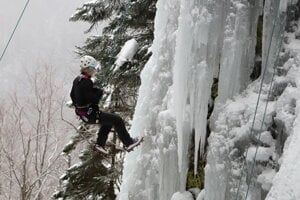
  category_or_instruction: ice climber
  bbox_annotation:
[70,55,142,154]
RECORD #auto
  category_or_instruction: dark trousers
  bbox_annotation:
[97,111,133,147]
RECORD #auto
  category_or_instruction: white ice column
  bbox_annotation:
[173,0,219,185]
[119,0,181,199]
[262,0,287,83]
[217,0,263,103]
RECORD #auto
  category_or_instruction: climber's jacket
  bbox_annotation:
[70,74,103,123]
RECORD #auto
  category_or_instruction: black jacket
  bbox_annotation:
[70,74,103,107]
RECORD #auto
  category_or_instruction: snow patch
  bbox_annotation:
[114,38,139,70]
[246,146,273,162]
[257,169,276,191]
[171,191,194,200]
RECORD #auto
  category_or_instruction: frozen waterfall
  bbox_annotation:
[119,0,298,199]
[119,0,218,198]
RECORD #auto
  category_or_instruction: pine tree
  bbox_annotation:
[53,126,125,200]
[70,0,156,119]
[55,0,156,199]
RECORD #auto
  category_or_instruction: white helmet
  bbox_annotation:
[80,55,98,69]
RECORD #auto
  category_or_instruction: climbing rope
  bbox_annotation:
[0,0,31,63]
[234,0,287,199]
[244,11,287,200]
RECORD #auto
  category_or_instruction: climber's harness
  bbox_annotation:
[75,104,100,124]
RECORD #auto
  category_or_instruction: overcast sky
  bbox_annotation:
[0,0,94,95]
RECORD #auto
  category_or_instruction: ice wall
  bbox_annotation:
[120,0,267,199]
[118,0,181,199]
[119,0,220,199]
[173,0,214,179]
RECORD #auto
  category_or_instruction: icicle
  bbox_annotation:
[217,0,263,103]
[173,0,215,186]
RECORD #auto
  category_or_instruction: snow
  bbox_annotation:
[171,191,193,200]
[246,146,274,162]
[188,188,201,198]
[204,1,300,198]
[266,137,300,199]
[258,131,274,146]
[196,190,205,200]
[265,54,300,200]
[286,38,300,53]
[206,28,300,200]
[257,169,276,191]
[114,38,139,71]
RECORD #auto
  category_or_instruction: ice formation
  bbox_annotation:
[205,0,300,199]
[119,0,300,199]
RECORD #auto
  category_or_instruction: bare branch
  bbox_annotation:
[60,97,78,131]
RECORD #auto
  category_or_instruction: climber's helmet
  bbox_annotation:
[80,55,98,69]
